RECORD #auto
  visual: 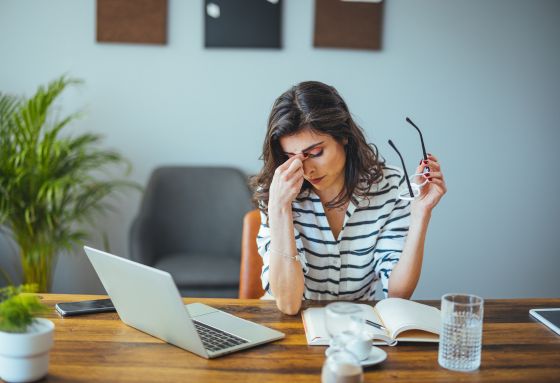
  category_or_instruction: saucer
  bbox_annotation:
[360,346,387,367]
[324,346,387,367]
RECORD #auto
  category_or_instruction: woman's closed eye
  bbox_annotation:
[286,147,323,159]
[304,147,323,158]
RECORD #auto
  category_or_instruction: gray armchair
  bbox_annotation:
[129,166,253,297]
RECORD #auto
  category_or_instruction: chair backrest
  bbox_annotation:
[130,166,253,265]
[239,209,265,299]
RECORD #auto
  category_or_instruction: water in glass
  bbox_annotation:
[438,293,483,371]
[325,302,364,352]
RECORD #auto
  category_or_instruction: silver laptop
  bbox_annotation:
[83,246,284,359]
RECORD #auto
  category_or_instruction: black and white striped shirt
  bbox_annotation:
[257,166,411,301]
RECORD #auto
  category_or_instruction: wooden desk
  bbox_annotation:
[28,295,560,382]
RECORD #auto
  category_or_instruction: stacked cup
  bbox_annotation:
[321,302,369,383]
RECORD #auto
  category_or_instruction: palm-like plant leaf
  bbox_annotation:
[0,76,139,291]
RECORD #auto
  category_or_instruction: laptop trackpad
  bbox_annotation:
[195,311,268,342]
[185,303,219,318]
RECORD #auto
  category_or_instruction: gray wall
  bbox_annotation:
[1,0,559,299]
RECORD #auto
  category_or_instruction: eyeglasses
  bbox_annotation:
[388,117,429,201]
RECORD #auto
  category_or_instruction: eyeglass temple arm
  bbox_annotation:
[406,117,427,161]
[388,140,415,198]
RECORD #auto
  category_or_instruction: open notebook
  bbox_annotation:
[302,298,441,346]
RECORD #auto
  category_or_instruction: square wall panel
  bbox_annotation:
[97,0,168,45]
[314,0,383,50]
[205,0,282,48]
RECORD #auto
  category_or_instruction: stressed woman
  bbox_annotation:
[252,81,446,315]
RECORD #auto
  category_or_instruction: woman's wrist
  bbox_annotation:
[410,204,432,224]
[268,201,292,216]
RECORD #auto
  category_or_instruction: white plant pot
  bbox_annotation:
[0,318,54,383]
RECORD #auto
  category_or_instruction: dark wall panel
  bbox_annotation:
[205,0,282,48]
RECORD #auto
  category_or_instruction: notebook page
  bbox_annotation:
[302,304,392,345]
[302,307,328,345]
[375,298,440,339]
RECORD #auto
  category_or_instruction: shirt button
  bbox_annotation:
[332,259,340,267]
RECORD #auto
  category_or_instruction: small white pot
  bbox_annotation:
[0,318,54,383]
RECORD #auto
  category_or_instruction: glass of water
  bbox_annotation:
[325,302,364,352]
[438,293,484,372]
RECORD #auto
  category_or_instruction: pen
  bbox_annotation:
[366,319,386,331]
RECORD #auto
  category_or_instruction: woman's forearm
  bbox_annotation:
[268,205,305,315]
[388,209,432,299]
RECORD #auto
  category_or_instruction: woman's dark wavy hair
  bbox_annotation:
[251,81,384,212]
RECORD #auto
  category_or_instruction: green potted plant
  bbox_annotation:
[0,76,138,292]
[0,285,52,383]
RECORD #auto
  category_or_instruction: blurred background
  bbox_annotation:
[0,0,559,299]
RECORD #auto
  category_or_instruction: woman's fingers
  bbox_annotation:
[427,159,440,171]
[275,156,304,188]
[414,154,447,206]
[274,155,304,186]
[427,178,447,194]
[418,159,441,172]
[427,176,445,185]
[279,161,303,189]
[426,174,447,189]
[427,153,439,162]
[285,156,303,176]
[276,153,302,173]
[422,171,443,180]
[287,168,304,185]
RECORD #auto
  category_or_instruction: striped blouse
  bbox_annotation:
[257,166,411,301]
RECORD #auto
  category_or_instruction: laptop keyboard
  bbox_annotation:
[192,320,249,352]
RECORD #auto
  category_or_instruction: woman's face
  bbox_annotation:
[279,128,347,195]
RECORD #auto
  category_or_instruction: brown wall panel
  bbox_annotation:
[97,0,168,45]
[314,0,384,50]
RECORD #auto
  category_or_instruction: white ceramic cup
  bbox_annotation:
[343,333,372,361]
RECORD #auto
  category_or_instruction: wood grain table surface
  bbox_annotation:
[20,294,560,382]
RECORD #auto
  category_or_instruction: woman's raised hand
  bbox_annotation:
[412,154,447,213]
[268,154,305,212]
